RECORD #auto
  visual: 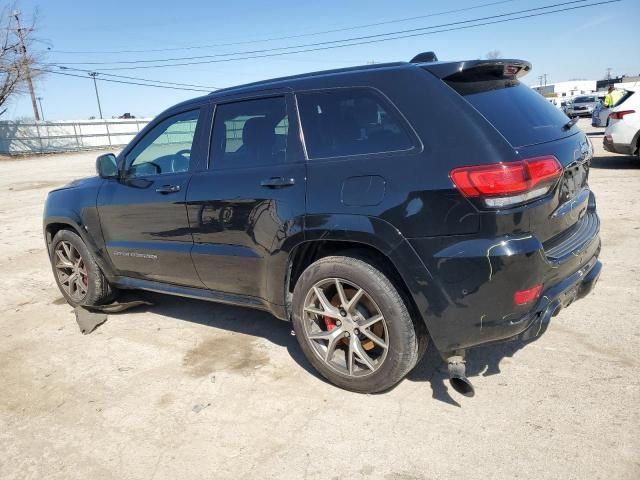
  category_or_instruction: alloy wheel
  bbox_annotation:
[302,278,389,377]
[54,241,88,302]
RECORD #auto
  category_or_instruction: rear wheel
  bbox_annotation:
[50,229,116,307]
[291,256,425,393]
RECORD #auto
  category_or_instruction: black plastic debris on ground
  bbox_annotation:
[73,298,152,335]
[74,307,108,335]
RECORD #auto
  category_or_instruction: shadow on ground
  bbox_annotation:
[407,340,527,407]
[104,291,529,407]
[591,154,639,169]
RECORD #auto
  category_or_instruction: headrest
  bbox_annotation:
[242,117,274,147]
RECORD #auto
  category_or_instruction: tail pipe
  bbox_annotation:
[447,355,475,397]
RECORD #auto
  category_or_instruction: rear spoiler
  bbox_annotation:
[418,59,532,80]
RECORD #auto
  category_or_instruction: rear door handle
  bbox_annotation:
[260,177,295,188]
[155,184,181,194]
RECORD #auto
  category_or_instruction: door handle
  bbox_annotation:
[155,184,181,194]
[260,177,295,188]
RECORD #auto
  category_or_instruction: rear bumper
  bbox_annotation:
[408,209,601,354]
[511,257,601,343]
[603,136,633,155]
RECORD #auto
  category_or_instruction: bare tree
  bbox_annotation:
[0,4,43,118]
[485,50,501,59]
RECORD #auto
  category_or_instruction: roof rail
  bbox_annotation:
[410,51,438,63]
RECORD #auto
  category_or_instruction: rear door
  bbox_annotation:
[186,92,306,302]
[97,106,209,287]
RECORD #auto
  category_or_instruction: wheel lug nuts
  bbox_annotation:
[344,332,350,337]
[354,329,359,335]
[336,320,342,326]
[340,310,346,317]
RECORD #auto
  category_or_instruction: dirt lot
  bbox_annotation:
[1,119,638,480]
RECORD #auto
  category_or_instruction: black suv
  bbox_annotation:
[44,55,601,396]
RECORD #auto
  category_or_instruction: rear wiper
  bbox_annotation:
[562,117,579,131]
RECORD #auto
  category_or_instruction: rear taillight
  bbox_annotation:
[514,284,543,305]
[450,156,562,208]
[609,110,635,120]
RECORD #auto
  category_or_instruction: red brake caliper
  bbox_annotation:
[324,293,344,332]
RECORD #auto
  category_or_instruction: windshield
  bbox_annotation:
[573,96,596,103]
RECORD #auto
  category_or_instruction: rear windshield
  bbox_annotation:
[615,90,635,108]
[446,79,574,148]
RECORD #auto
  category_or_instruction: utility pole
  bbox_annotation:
[543,73,548,86]
[88,72,103,119]
[606,67,612,83]
[12,10,40,121]
[37,96,44,121]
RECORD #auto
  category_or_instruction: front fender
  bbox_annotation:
[43,181,116,280]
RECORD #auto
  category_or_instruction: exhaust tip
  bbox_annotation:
[449,376,475,397]
[447,354,475,397]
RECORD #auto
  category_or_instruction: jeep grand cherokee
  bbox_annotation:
[44,54,602,396]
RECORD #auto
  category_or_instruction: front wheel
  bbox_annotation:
[291,256,426,393]
[50,229,116,307]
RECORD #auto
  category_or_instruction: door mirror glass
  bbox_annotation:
[96,153,118,178]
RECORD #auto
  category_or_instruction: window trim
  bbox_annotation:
[208,94,294,171]
[294,86,423,162]
[121,108,202,179]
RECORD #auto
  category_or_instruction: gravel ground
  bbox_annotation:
[0,119,638,480]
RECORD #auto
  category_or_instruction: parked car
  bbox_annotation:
[604,89,640,158]
[593,90,634,128]
[565,95,601,117]
[44,54,602,396]
[592,102,610,127]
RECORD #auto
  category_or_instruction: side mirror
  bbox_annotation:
[96,153,118,178]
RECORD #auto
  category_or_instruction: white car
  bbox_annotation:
[603,89,640,158]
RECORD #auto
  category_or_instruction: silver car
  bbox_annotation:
[565,95,601,117]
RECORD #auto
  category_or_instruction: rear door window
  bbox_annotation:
[210,96,288,168]
[446,78,574,148]
[297,88,415,159]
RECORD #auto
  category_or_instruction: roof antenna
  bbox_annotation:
[410,51,438,63]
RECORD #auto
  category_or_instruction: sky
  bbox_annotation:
[4,0,639,121]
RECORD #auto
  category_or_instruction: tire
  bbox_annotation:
[50,229,116,307]
[291,255,425,393]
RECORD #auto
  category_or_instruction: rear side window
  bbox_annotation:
[211,96,288,168]
[446,78,573,148]
[297,88,415,159]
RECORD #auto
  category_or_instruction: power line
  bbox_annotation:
[52,66,220,90]
[46,0,589,67]
[56,0,618,72]
[48,0,520,55]
[33,69,212,92]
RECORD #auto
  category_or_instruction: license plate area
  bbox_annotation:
[559,161,589,203]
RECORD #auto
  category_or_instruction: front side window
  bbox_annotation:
[126,109,200,178]
[210,96,288,168]
[297,88,415,159]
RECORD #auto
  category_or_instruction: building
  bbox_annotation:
[532,80,597,100]
[596,75,640,91]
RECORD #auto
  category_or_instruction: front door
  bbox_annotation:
[186,94,306,303]
[97,107,208,287]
